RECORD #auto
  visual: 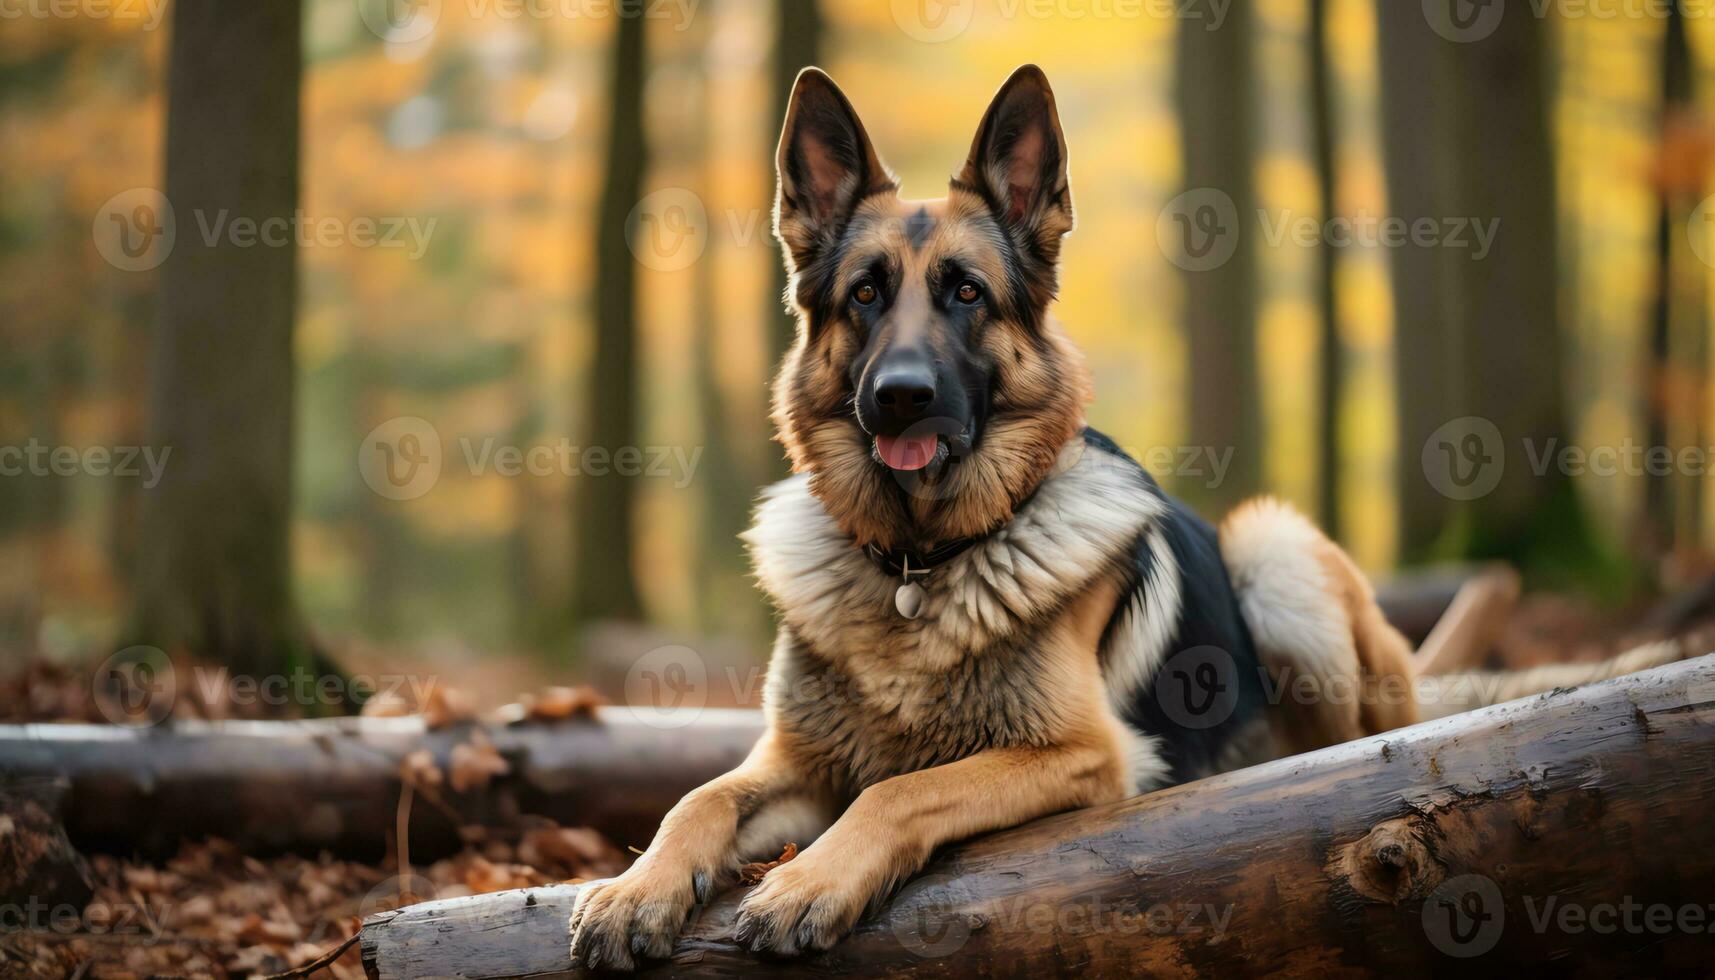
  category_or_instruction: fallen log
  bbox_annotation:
[361,654,1715,978]
[0,708,763,861]
[1372,565,1474,645]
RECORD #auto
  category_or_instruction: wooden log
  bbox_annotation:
[361,654,1715,978]
[1372,565,1480,646]
[0,708,763,861]
[1413,564,1520,674]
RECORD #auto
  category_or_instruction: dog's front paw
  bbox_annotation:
[732,861,868,957]
[569,866,713,971]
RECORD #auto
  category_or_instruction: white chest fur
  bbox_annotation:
[743,437,1166,670]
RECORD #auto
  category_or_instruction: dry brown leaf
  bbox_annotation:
[398,748,443,793]
[447,730,509,793]
[738,843,798,885]
[359,688,414,718]
[419,683,476,729]
[519,685,606,721]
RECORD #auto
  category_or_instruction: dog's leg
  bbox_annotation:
[569,733,817,970]
[732,736,1129,956]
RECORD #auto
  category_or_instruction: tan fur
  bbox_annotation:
[570,572,1132,966]
[770,186,1088,551]
[1222,497,1683,751]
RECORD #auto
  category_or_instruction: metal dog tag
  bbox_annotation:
[895,582,927,620]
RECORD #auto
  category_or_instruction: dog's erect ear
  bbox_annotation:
[958,65,1073,252]
[774,68,894,271]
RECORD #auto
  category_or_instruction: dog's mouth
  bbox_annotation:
[874,433,942,472]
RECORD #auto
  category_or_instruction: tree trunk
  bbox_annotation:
[764,0,822,480]
[360,654,1715,978]
[1646,1,1705,563]
[572,8,649,624]
[130,0,307,676]
[1176,1,1260,514]
[1374,1,1462,561]
[1308,0,1340,533]
[694,46,762,638]
[1378,4,1600,580]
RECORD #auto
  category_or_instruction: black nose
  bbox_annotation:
[873,369,936,424]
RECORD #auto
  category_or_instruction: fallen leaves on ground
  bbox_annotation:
[0,821,629,979]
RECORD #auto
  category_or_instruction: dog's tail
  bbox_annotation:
[1218,497,1688,751]
[1409,640,1687,720]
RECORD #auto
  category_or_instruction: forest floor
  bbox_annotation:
[2,582,1714,978]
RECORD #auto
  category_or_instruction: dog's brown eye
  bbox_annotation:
[956,281,981,304]
[852,281,878,306]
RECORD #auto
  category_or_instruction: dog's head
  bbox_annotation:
[770,65,1090,551]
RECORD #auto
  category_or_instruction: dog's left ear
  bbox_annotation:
[958,65,1073,257]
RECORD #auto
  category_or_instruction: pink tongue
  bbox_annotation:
[876,434,938,471]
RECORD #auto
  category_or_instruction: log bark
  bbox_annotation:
[362,655,1715,978]
[0,709,763,861]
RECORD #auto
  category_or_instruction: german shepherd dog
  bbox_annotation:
[569,65,1679,969]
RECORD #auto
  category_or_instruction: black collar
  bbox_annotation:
[863,537,980,580]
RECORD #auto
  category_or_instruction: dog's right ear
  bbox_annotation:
[774,68,894,273]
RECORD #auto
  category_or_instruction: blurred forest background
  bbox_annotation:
[4,0,1715,685]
